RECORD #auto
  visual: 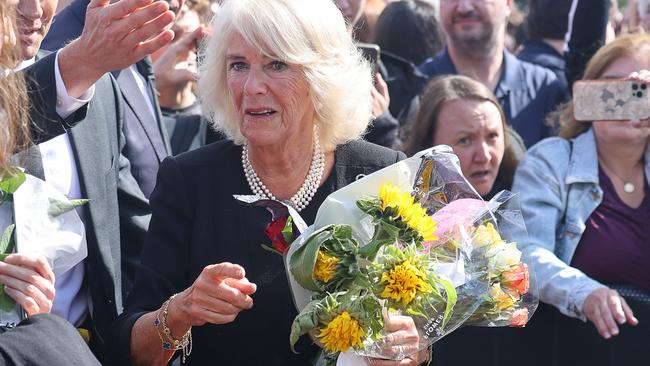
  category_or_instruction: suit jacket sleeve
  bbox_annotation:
[109,155,193,365]
[23,52,88,144]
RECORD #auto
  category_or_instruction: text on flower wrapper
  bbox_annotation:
[422,313,445,339]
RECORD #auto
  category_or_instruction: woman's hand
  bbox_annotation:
[371,73,390,119]
[628,69,650,130]
[366,315,429,366]
[169,262,257,330]
[583,287,638,339]
[0,254,55,315]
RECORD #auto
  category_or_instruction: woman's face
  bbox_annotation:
[225,32,315,148]
[592,51,650,144]
[433,99,505,197]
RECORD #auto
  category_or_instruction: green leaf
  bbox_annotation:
[48,197,90,217]
[0,224,15,254]
[437,276,458,328]
[290,297,328,353]
[0,254,15,312]
[282,216,294,244]
[260,244,283,256]
[0,170,26,194]
[290,228,332,291]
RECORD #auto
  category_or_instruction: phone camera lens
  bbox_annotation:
[632,84,639,90]
[637,91,644,98]
[642,84,648,90]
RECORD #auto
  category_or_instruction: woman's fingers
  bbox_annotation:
[590,305,612,338]
[3,285,50,316]
[182,263,257,326]
[620,297,639,325]
[0,254,56,314]
[224,276,257,296]
[608,291,626,324]
[3,253,55,284]
[599,299,620,337]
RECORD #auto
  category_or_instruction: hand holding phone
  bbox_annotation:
[357,43,381,78]
[573,79,650,121]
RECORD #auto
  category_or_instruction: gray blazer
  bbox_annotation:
[24,52,151,354]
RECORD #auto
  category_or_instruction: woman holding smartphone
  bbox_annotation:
[513,33,650,365]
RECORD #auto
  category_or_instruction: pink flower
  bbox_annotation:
[511,308,529,327]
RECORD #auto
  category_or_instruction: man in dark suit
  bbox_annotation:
[7,0,176,359]
[43,0,186,198]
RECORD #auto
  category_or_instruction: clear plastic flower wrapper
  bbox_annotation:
[284,146,538,365]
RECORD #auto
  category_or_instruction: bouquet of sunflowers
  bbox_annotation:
[284,146,537,364]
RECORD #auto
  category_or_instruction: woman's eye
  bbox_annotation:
[487,132,500,140]
[268,60,288,71]
[457,137,471,145]
[229,62,247,71]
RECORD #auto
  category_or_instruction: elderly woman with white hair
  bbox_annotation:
[109,0,430,365]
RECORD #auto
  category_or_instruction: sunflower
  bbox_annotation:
[379,183,438,241]
[379,259,433,306]
[314,250,339,283]
[318,311,366,353]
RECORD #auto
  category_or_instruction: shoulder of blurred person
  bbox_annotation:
[416,48,569,147]
[40,0,88,51]
[380,51,430,118]
[517,39,567,85]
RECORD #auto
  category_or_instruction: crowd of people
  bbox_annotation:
[0,0,648,365]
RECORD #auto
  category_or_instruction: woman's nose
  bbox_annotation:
[473,141,491,163]
[243,68,267,96]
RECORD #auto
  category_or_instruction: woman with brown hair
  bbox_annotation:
[403,75,524,200]
[513,33,650,364]
[0,0,30,175]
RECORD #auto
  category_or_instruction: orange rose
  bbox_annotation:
[501,262,529,299]
[511,308,529,327]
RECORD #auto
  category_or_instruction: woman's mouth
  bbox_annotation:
[245,108,277,120]
[470,170,492,182]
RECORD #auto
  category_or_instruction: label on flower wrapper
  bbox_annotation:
[422,313,445,340]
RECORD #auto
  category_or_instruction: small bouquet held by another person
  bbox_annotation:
[281,146,538,365]
[0,167,88,325]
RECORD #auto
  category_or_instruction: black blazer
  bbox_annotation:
[110,139,405,365]
[24,53,150,356]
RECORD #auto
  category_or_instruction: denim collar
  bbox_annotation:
[566,129,599,185]
[566,128,650,185]
[435,47,525,99]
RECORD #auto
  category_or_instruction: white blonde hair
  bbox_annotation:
[197,0,374,151]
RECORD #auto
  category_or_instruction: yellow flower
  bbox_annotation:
[472,223,503,248]
[318,311,365,353]
[314,250,339,283]
[379,260,433,306]
[379,183,439,241]
[489,284,515,311]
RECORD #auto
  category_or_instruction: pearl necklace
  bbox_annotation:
[242,128,324,212]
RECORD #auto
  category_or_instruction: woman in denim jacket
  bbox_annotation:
[513,34,650,364]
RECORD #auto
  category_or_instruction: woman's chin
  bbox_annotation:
[471,180,496,198]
